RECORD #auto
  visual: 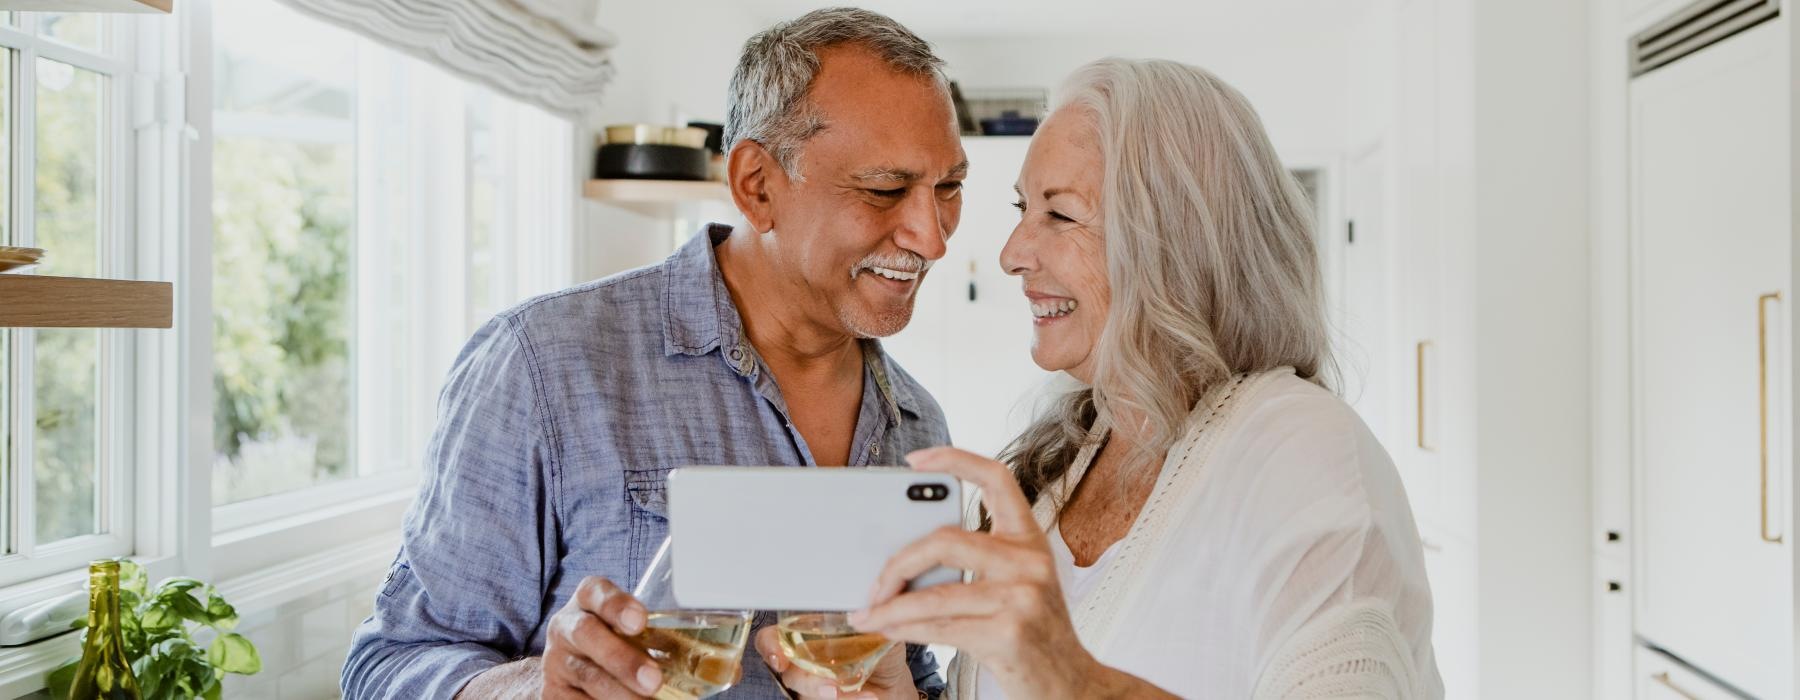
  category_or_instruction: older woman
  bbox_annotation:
[757,57,1442,699]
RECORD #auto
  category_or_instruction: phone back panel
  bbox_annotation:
[666,466,963,611]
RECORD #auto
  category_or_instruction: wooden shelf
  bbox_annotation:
[583,179,732,217]
[1,0,171,12]
[0,275,173,328]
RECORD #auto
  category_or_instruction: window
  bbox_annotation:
[209,0,575,527]
[0,13,136,587]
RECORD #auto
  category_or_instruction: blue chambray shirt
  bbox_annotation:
[342,224,953,698]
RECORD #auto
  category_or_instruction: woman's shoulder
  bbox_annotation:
[1189,370,1400,519]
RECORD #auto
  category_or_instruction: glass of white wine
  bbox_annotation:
[630,537,754,700]
[774,610,898,693]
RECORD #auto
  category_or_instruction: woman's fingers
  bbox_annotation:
[851,580,1012,631]
[858,615,995,653]
[865,528,1045,606]
[906,447,1037,536]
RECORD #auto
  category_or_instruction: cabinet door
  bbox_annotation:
[1635,646,1747,700]
[1630,20,1792,700]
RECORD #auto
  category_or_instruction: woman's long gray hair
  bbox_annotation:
[1002,58,1333,511]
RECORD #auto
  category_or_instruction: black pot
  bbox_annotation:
[594,143,710,181]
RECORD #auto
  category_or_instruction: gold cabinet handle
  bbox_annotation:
[1416,340,1434,451]
[1759,292,1782,544]
[1650,671,1702,700]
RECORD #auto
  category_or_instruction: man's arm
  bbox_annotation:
[341,317,555,698]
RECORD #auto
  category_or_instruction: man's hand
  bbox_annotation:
[532,576,664,699]
[752,628,917,700]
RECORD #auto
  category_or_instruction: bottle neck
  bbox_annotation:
[84,565,122,642]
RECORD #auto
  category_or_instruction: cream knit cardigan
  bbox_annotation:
[948,369,1443,699]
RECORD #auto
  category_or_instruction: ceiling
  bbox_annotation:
[730,0,1379,39]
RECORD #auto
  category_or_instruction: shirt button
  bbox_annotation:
[871,444,881,457]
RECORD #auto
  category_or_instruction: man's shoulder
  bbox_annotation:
[496,262,669,337]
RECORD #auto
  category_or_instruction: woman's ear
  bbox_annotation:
[728,140,781,234]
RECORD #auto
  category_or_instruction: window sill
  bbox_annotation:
[0,629,79,699]
[211,487,413,583]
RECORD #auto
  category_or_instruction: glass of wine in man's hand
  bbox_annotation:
[629,537,755,700]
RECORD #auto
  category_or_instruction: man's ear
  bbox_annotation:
[728,140,784,234]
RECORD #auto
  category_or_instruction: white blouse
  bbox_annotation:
[953,368,1443,699]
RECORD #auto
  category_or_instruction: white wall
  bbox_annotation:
[1465,0,1595,695]
[933,25,1351,158]
[576,3,765,281]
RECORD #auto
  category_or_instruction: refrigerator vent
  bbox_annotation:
[1631,0,1779,77]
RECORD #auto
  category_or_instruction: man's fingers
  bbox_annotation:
[562,611,662,695]
[754,626,790,672]
[555,652,648,699]
[577,576,648,635]
[780,664,846,699]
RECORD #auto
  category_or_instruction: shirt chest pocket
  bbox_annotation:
[625,467,671,586]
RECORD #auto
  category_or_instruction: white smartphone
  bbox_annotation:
[665,466,964,611]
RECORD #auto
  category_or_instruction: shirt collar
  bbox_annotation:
[661,224,922,419]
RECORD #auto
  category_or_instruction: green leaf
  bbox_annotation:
[207,633,261,675]
[202,677,223,700]
[159,588,211,625]
[155,578,205,596]
[205,592,239,630]
[119,560,149,598]
[140,602,180,632]
[45,658,79,700]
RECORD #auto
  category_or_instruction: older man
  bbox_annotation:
[340,7,967,700]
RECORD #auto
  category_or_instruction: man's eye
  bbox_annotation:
[937,182,964,198]
[867,188,905,198]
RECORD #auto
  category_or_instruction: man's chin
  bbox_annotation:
[838,304,915,339]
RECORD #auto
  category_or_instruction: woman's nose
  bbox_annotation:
[999,221,1034,276]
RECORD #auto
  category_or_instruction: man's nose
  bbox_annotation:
[894,188,949,261]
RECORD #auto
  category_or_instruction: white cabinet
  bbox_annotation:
[1629,18,1792,700]
[1635,645,1747,700]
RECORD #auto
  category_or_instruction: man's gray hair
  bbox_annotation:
[725,7,946,177]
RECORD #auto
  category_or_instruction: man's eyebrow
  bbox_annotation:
[851,167,918,184]
[946,160,970,179]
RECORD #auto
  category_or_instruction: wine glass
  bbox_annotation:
[773,610,898,693]
[629,537,755,700]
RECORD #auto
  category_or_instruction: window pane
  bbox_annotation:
[34,58,104,543]
[36,59,100,277]
[1,329,10,555]
[40,13,101,52]
[34,329,98,542]
[211,0,356,505]
[466,93,497,331]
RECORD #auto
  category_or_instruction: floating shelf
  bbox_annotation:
[583,179,732,217]
[0,275,173,328]
[1,0,172,12]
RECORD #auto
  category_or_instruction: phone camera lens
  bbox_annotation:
[908,483,947,501]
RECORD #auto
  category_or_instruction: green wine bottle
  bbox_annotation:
[69,560,140,700]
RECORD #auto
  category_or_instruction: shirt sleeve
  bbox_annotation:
[906,643,948,699]
[341,315,557,699]
[1220,390,1436,699]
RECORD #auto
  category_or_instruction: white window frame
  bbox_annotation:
[193,0,578,581]
[0,13,142,589]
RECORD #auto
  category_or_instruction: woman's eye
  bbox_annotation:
[1010,200,1027,213]
[1048,211,1074,223]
